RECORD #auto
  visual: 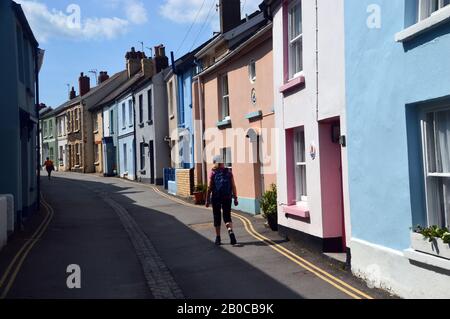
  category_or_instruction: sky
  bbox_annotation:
[16,0,262,108]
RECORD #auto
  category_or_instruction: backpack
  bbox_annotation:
[212,168,232,200]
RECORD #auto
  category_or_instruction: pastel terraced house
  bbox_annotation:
[194,0,276,214]
[344,0,450,298]
[265,0,350,254]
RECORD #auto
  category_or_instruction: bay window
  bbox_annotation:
[422,108,450,228]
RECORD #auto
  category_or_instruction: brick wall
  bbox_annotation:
[176,169,194,198]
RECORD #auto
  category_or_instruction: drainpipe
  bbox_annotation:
[197,76,206,185]
[35,46,40,212]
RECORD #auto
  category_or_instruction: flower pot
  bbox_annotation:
[266,213,278,231]
[193,192,205,205]
[411,232,450,260]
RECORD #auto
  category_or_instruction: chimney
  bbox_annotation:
[126,47,147,78]
[69,86,76,100]
[141,58,155,78]
[219,0,241,34]
[153,44,169,73]
[98,71,110,84]
[78,72,90,96]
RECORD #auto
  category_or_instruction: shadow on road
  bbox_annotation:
[7,174,305,299]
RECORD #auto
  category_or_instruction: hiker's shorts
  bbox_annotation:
[212,198,232,227]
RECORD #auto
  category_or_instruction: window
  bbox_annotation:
[43,121,48,138]
[49,147,54,161]
[16,26,24,83]
[23,37,30,88]
[168,81,174,116]
[128,100,133,126]
[67,113,71,133]
[123,143,128,171]
[59,146,64,164]
[140,142,146,170]
[221,147,232,168]
[249,60,256,83]
[122,103,126,128]
[147,89,153,122]
[421,108,450,228]
[93,115,98,132]
[419,0,450,21]
[220,74,230,120]
[49,120,53,137]
[74,109,80,131]
[75,143,81,166]
[94,144,99,163]
[294,127,307,203]
[110,109,114,134]
[287,0,303,79]
[139,94,144,124]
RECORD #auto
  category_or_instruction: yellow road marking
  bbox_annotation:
[0,193,54,299]
[151,186,373,300]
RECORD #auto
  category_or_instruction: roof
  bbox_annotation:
[47,69,127,117]
[92,72,147,110]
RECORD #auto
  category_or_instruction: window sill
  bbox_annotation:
[170,114,175,120]
[94,162,100,166]
[279,76,305,94]
[147,120,153,125]
[93,130,99,134]
[395,6,450,42]
[282,204,310,219]
[245,110,263,121]
[404,248,450,271]
[138,123,145,128]
[217,119,232,129]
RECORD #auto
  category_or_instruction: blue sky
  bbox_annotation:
[17,0,261,108]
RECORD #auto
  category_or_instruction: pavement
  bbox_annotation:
[0,171,396,299]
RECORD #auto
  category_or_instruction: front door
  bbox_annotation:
[149,141,155,184]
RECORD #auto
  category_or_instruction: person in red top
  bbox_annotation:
[206,155,239,246]
[43,157,54,180]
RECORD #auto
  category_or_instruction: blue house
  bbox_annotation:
[173,52,198,169]
[345,0,450,298]
[0,0,43,230]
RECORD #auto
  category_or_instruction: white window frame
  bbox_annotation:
[419,0,450,21]
[294,127,307,204]
[221,74,230,121]
[221,147,232,169]
[122,103,126,129]
[49,120,53,137]
[421,107,450,228]
[288,0,303,80]
[128,100,133,127]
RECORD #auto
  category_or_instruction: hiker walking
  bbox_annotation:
[206,155,239,246]
[43,157,55,180]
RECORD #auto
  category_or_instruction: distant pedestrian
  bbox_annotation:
[43,157,54,180]
[206,155,238,246]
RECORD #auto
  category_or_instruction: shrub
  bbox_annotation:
[260,184,277,219]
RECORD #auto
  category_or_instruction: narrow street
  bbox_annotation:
[0,172,391,299]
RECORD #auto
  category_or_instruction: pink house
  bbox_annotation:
[192,1,276,215]
[265,0,351,256]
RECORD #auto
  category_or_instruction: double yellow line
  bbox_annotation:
[0,193,54,299]
[151,186,373,300]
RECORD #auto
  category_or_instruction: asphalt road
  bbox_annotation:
[1,172,393,299]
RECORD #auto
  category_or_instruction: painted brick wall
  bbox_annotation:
[176,169,193,198]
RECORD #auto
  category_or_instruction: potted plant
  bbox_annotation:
[411,225,450,260]
[193,183,207,205]
[260,184,278,231]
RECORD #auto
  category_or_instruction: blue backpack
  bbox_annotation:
[212,168,232,200]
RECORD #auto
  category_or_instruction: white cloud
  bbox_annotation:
[16,0,148,43]
[159,0,262,25]
[125,0,148,25]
